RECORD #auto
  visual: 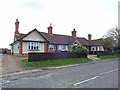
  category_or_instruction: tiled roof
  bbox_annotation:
[15,29,102,46]
[15,33,26,40]
[89,39,102,46]
[40,32,90,45]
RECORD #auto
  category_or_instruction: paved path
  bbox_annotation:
[87,55,100,60]
[1,55,29,74]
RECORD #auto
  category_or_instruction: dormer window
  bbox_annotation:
[73,40,80,45]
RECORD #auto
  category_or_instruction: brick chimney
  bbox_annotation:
[48,23,53,34]
[88,34,92,40]
[72,29,77,37]
[15,19,19,35]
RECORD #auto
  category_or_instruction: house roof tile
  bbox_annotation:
[15,33,26,40]
[15,29,102,46]
[89,39,102,46]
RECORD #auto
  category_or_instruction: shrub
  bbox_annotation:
[70,45,89,55]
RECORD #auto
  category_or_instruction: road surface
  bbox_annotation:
[2,58,118,88]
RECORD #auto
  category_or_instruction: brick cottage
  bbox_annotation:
[10,19,104,57]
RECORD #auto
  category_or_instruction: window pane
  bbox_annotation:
[28,42,40,50]
[49,44,55,50]
[29,46,30,50]
[61,45,66,50]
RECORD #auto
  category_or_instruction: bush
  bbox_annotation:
[70,45,89,55]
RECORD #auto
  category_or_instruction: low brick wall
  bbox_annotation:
[28,52,87,62]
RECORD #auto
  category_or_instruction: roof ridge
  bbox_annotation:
[19,33,26,35]
[39,31,86,39]
[92,39,102,41]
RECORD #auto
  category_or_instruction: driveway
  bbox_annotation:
[1,55,29,74]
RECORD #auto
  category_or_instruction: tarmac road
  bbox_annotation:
[2,58,118,88]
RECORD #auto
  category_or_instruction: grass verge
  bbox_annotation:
[99,54,120,59]
[21,58,92,67]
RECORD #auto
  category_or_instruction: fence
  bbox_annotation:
[96,51,120,57]
[28,52,87,62]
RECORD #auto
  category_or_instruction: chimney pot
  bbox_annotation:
[72,29,77,37]
[88,34,92,40]
[48,23,53,34]
[15,19,19,35]
[14,19,20,41]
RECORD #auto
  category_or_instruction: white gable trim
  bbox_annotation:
[73,40,80,45]
[22,30,46,41]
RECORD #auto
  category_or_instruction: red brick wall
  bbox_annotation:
[15,19,19,35]
[21,53,28,58]
[48,26,52,34]
[19,42,22,55]
[72,31,76,37]
[88,34,91,40]
[96,46,98,51]
[56,45,59,51]
[44,43,48,52]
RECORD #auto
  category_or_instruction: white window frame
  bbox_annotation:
[28,42,40,50]
[73,40,80,45]
[99,46,104,51]
[91,46,96,51]
[61,45,66,50]
[49,44,56,50]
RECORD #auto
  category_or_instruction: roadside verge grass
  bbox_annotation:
[99,54,120,59]
[21,58,92,67]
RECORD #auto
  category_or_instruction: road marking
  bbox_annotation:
[74,69,118,86]
[100,69,118,76]
[74,76,99,85]
[1,80,11,85]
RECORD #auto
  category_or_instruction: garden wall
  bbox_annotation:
[28,52,87,62]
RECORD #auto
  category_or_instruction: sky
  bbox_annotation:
[0,0,118,49]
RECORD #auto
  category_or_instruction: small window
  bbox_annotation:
[99,46,103,51]
[74,41,80,45]
[49,44,56,50]
[28,42,40,50]
[61,45,66,50]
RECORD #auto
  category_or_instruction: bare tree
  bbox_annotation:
[102,26,120,51]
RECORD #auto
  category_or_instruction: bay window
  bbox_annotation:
[28,42,40,50]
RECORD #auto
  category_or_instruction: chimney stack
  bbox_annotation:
[72,29,77,37]
[15,19,19,35]
[88,34,92,40]
[48,23,53,34]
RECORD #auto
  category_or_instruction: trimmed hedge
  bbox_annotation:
[28,51,87,62]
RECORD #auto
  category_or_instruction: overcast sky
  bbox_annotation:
[0,0,118,49]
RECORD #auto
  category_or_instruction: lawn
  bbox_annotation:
[99,54,120,59]
[21,58,93,67]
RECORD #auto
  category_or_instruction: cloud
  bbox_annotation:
[21,1,43,10]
